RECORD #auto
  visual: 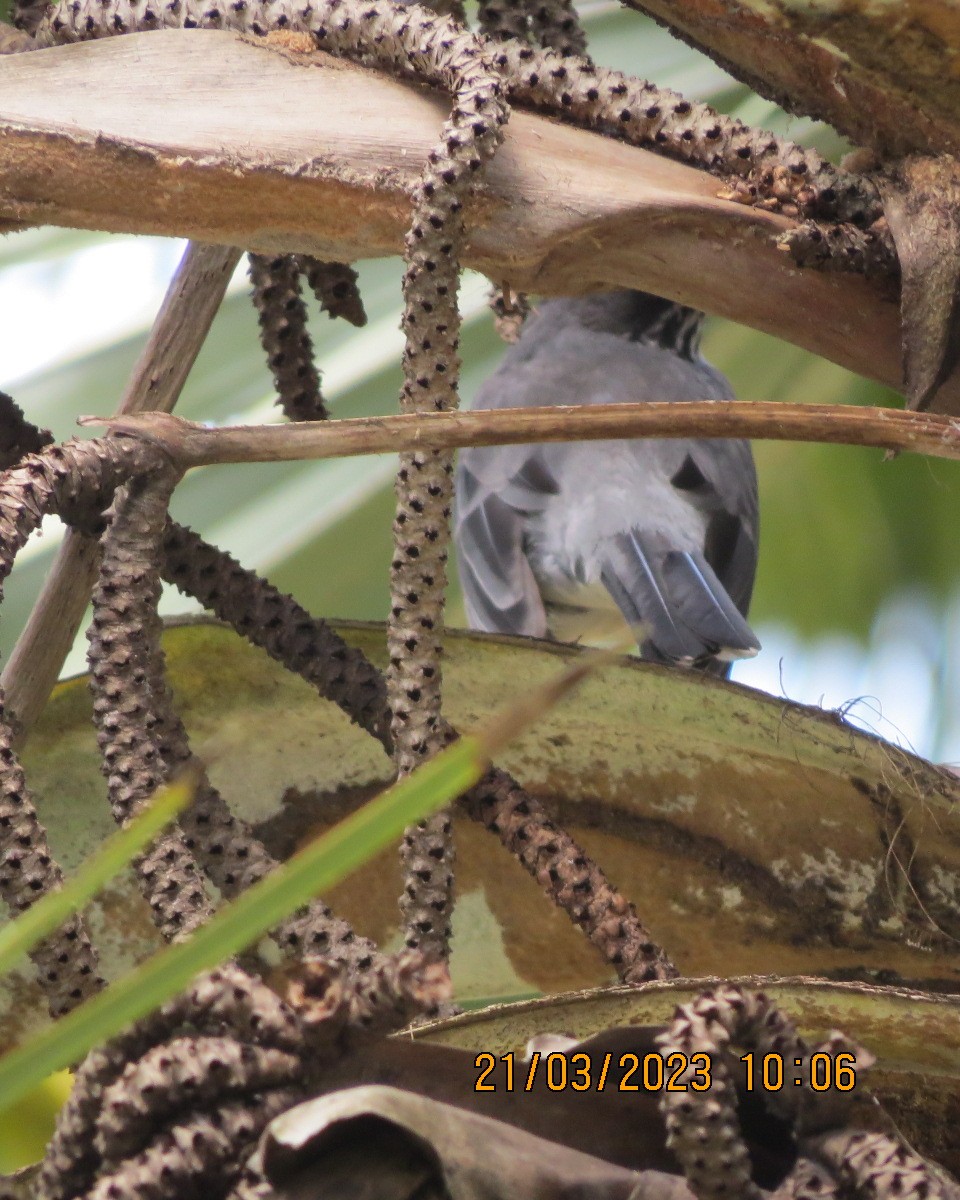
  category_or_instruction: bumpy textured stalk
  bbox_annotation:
[0,437,159,1017]
[383,4,505,961]
[88,465,214,941]
[95,1037,301,1164]
[41,954,443,1200]
[161,522,390,744]
[0,391,52,468]
[298,256,367,328]
[0,701,104,1014]
[656,987,873,1200]
[478,0,531,43]
[461,765,674,980]
[247,254,327,423]
[144,662,380,968]
[529,0,589,59]
[779,220,898,280]
[39,965,302,1200]
[288,949,451,1065]
[495,43,882,228]
[0,438,156,590]
[808,1130,960,1200]
[97,489,375,962]
[159,524,675,982]
[86,1092,299,1200]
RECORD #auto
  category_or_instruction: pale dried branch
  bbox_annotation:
[81,401,960,468]
[1,242,241,743]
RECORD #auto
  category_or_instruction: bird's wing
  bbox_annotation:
[454,448,551,638]
[659,437,760,617]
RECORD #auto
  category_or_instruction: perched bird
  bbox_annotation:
[454,290,760,675]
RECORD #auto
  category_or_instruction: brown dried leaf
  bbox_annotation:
[258,1085,693,1200]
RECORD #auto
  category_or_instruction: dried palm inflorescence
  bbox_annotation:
[0,0,925,1195]
[657,985,959,1200]
[37,954,448,1200]
[247,255,367,424]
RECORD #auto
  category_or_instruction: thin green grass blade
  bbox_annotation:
[0,778,192,979]
[0,736,486,1111]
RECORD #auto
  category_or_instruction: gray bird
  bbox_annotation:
[454,290,760,675]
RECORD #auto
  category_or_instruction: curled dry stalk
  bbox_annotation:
[656,985,960,1200]
[38,953,448,1200]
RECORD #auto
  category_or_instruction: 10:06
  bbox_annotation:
[740,1052,858,1092]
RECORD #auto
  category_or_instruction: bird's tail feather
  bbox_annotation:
[661,549,760,661]
[601,531,759,665]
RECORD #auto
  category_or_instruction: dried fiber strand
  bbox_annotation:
[86,1091,299,1200]
[95,1037,301,1165]
[297,256,367,328]
[88,465,214,941]
[156,525,674,982]
[0,391,52,468]
[0,698,104,1015]
[39,965,301,1200]
[248,254,327,423]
